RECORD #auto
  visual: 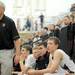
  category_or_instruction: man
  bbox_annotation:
[27,37,75,75]
[25,42,49,69]
[39,13,44,28]
[59,16,75,61]
[0,1,21,75]
[35,42,49,70]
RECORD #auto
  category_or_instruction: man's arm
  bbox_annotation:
[14,39,21,64]
[27,50,63,75]
[14,39,21,55]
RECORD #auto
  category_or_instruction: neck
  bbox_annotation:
[51,52,54,56]
[0,14,4,20]
[51,49,56,56]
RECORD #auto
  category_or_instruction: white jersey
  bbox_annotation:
[25,54,36,69]
[50,49,75,72]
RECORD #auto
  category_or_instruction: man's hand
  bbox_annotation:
[14,54,20,64]
[20,54,25,61]
[27,69,35,75]
[14,39,21,64]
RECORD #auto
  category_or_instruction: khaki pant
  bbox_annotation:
[0,50,14,75]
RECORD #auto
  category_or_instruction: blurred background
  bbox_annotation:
[0,0,75,30]
[0,0,75,42]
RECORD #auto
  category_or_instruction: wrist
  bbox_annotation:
[15,49,20,55]
[15,52,20,56]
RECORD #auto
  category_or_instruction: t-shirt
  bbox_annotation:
[25,54,36,69]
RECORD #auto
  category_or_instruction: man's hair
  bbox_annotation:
[32,46,38,50]
[48,37,60,46]
[37,41,47,48]
[21,45,32,52]
[64,15,70,19]
[0,1,5,11]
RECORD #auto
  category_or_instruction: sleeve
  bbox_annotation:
[10,20,20,40]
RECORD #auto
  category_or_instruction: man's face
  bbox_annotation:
[47,40,58,53]
[21,48,29,58]
[33,45,46,59]
[38,45,46,56]
[0,6,4,17]
[63,17,70,25]
[33,48,41,59]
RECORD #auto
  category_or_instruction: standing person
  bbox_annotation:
[59,16,75,61]
[34,20,38,31]
[26,16,31,31]
[0,1,21,75]
[39,13,44,28]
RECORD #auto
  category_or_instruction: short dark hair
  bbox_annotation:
[48,37,60,46]
[37,41,47,48]
[21,45,32,52]
[32,46,38,50]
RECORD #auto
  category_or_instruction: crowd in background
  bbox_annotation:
[22,13,75,61]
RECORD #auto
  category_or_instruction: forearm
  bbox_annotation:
[27,68,50,75]
[36,69,51,75]
[19,63,29,75]
[19,62,25,72]
[14,39,21,55]
[20,61,32,74]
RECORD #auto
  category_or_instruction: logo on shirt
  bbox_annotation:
[2,23,6,27]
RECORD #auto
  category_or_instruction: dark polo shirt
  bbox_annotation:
[0,15,20,50]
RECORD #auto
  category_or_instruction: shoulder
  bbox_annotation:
[27,54,36,61]
[54,49,63,59]
[4,15,15,23]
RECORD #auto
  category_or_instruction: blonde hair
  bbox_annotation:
[0,1,5,11]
